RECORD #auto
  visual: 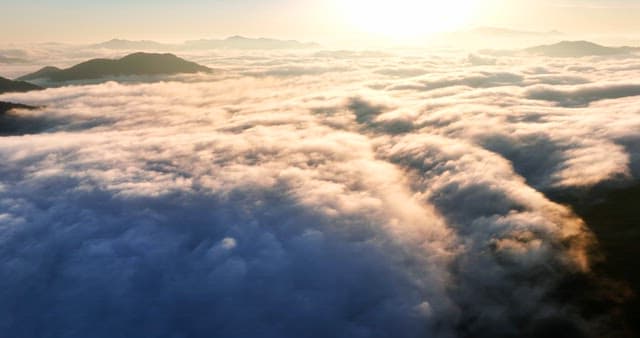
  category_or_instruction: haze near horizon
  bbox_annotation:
[2,0,640,45]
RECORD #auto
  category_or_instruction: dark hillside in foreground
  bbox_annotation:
[549,184,640,335]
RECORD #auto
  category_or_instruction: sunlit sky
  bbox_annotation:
[1,0,639,44]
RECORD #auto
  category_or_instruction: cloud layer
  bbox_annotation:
[1,49,640,337]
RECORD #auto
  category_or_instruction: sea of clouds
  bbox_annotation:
[1,48,640,337]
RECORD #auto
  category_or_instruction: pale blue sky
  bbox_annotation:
[1,0,639,43]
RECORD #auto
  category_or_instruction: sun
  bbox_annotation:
[340,0,478,39]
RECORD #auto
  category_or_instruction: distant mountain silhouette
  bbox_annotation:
[92,39,172,50]
[0,76,42,94]
[91,36,320,51]
[184,36,320,50]
[526,41,640,57]
[17,66,62,82]
[17,53,211,83]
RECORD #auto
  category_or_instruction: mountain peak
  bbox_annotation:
[17,52,211,84]
[226,35,249,41]
[525,40,638,57]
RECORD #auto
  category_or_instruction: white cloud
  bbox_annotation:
[1,49,639,337]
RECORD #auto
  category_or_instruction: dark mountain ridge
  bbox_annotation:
[17,52,211,83]
[17,66,62,82]
[0,76,42,94]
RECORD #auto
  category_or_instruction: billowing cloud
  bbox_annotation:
[526,82,640,107]
[0,48,639,337]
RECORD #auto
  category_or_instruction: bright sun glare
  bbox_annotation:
[342,0,478,39]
